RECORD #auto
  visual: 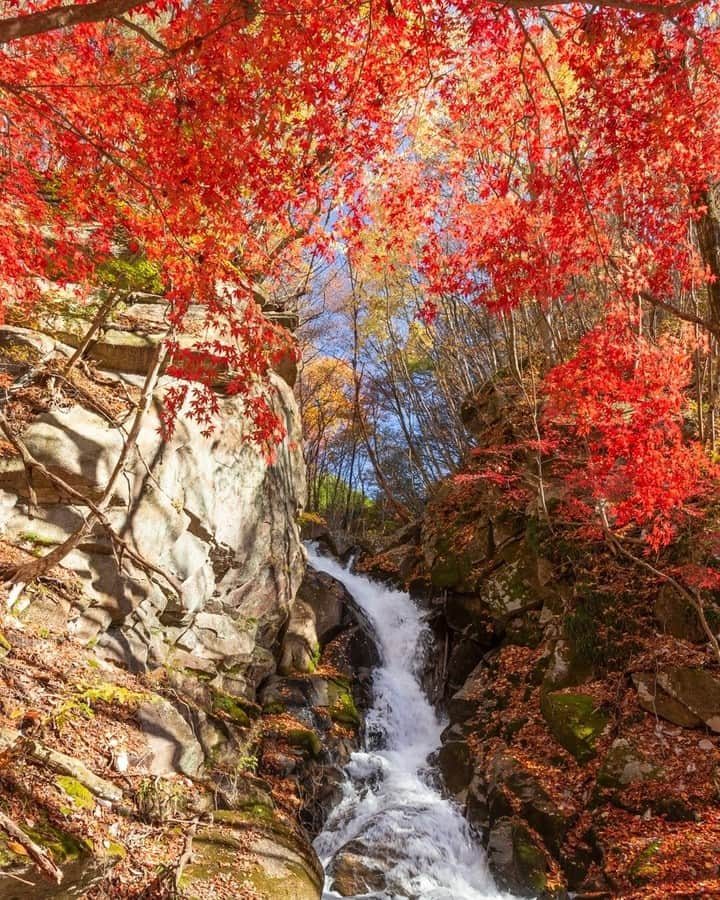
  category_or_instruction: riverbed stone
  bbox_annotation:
[487,817,548,896]
[328,839,387,896]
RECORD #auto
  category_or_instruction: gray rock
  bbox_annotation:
[327,839,390,896]
[656,667,720,732]
[136,698,205,778]
[597,738,659,789]
[632,672,702,729]
[0,368,306,696]
[487,817,548,897]
[279,600,319,674]
[654,585,705,642]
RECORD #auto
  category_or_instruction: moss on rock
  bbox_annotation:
[56,776,95,810]
[541,691,608,763]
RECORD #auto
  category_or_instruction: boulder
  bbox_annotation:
[180,809,323,900]
[136,698,205,778]
[541,691,609,763]
[487,817,549,896]
[448,661,493,724]
[656,667,720,732]
[279,600,319,674]
[328,839,388,896]
[632,672,702,729]
[296,567,352,645]
[597,738,659,789]
[436,724,474,795]
[488,751,572,854]
[542,639,594,692]
[654,585,705,643]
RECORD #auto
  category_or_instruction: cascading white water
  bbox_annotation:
[308,547,511,900]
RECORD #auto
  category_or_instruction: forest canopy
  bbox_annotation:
[2,0,720,555]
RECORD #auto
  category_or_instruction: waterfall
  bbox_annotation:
[308,547,510,900]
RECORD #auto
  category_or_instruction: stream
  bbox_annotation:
[308,547,510,900]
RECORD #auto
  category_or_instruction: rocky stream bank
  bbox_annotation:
[357,381,720,899]
[0,315,380,898]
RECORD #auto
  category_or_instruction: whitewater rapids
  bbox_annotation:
[308,547,511,900]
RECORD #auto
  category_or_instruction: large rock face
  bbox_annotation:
[0,326,306,700]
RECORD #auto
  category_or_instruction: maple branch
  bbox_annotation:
[114,14,169,53]
[0,0,149,45]
[599,507,720,666]
[497,0,700,15]
[639,290,720,338]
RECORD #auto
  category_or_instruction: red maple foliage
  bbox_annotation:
[544,305,714,549]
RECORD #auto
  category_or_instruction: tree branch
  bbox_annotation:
[0,0,148,45]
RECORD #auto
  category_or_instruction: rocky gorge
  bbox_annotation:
[1,300,719,900]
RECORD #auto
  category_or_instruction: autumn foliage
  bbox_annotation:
[3,0,720,544]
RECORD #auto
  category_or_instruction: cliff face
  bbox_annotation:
[0,321,354,899]
[0,323,305,700]
[359,380,720,899]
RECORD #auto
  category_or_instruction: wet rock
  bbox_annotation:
[487,817,549,896]
[444,593,496,640]
[295,566,353,645]
[447,635,489,691]
[436,724,474,795]
[632,672,702,729]
[541,692,609,763]
[328,839,387,896]
[448,661,493,724]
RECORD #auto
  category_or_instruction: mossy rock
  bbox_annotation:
[25,818,90,864]
[629,838,661,886]
[211,691,251,727]
[487,817,549,895]
[180,809,322,900]
[429,535,475,590]
[56,776,95,810]
[286,728,322,758]
[541,692,608,763]
[327,680,361,727]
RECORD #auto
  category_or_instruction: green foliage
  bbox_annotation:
[313,474,373,518]
[97,256,164,294]
[53,682,146,730]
